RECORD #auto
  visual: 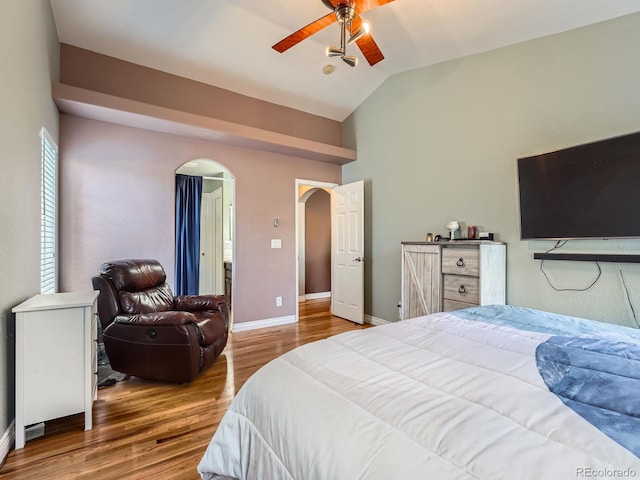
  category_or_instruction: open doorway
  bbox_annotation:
[295,179,336,322]
[176,159,235,316]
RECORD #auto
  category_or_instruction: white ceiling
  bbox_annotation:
[50,0,640,122]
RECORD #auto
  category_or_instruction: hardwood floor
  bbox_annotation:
[0,299,370,479]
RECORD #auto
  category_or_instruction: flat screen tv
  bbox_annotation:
[518,131,640,240]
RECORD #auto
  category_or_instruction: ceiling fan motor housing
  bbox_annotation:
[335,4,356,24]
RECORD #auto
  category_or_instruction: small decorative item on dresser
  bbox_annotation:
[479,231,494,241]
[467,225,476,239]
[446,221,459,241]
[426,233,433,242]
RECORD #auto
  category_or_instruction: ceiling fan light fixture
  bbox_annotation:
[326,45,344,57]
[341,55,358,67]
[348,22,370,44]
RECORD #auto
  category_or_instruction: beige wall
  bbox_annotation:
[59,115,341,323]
[305,189,331,294]
[343,12,640,327]
[0,1,59,443]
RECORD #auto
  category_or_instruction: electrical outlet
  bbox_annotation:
[276,296,282,307]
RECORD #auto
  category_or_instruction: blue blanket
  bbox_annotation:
[454,304,640,340]
[536,336,640,457]
[453,305,640,457]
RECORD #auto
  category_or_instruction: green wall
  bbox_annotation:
[343,12,640,327]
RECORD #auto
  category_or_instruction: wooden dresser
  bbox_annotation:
[401,241,506,320]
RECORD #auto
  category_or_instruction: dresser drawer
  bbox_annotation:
[442,248,480,276]
[443,274,479,304]
[443,299,477,312]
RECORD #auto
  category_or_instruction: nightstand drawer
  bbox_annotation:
[442,248,480,276]
[443,274,479,304]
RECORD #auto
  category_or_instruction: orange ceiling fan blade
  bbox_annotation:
[272,13,336,53]
[355,34,384,66]
[355,0,395,15]
[350,15,384,66]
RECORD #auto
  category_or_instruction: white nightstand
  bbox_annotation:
[12,290,99,449]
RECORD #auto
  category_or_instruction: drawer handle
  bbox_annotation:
[458,285,467,294]
[456,258,466,267]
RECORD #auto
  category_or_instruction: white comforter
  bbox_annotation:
[198,309,640,479]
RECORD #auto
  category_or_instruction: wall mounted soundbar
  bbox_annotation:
[533,253,640,263]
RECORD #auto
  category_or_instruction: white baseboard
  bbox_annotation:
[231,313,390,332]
[0,421,15,465]
[303,291,331,300]
[365,314,392,326]
[232,315,297,332]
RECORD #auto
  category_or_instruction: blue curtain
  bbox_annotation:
[175,174,203,295]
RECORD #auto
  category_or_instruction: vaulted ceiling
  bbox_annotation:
[50,0,640,121]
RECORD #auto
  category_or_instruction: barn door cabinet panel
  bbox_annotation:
[401,241,506,320]
[401,244,441,320]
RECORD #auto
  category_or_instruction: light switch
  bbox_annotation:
[271,239,282,249]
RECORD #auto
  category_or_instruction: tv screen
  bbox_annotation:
[518,131,640,240]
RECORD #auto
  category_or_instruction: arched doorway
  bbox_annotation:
[175,159,235,313]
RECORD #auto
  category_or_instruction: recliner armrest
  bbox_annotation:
[114,311,197,326]
[174,294,228,312]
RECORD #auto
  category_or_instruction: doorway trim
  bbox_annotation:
[295,178,338,323]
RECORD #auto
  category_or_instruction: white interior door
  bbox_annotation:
[331,180,364,324]
[200,189,224,294]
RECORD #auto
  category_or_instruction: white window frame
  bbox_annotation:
[40,127,57,294]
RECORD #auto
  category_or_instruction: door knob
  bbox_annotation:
[353,257,364,262]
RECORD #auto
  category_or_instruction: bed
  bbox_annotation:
[198,305,640,479]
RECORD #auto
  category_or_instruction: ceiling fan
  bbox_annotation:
[272,0,395,67]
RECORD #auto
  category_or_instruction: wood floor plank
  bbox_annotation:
[0,300,370,479]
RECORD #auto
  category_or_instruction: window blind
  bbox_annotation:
[40,128,57,294]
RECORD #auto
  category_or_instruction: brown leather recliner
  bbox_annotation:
[91,259,229,383]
